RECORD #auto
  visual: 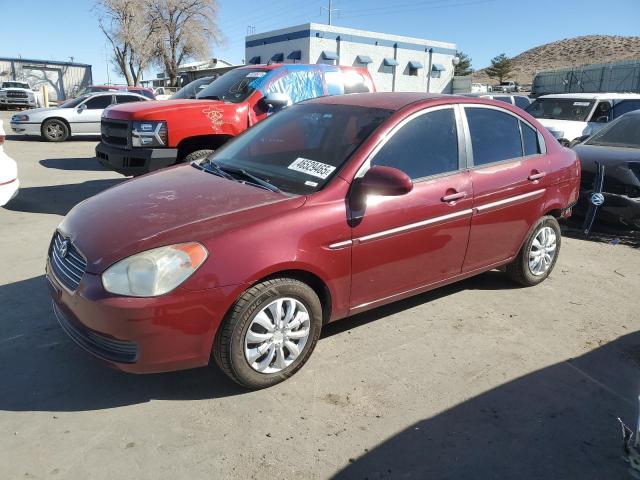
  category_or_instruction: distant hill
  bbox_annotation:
[472,35,640,85]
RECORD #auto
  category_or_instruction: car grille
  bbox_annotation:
[49,232,87,291]
[53,302,138,364]
[7,91,27,98]
[101,119,130,149]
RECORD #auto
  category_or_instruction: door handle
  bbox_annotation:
[441,191,467,202]
[528,172,546,181]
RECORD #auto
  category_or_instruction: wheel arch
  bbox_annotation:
[176,134,234,160]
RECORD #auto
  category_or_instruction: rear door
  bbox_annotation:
[461,104,550,272]
[349,105,473,310]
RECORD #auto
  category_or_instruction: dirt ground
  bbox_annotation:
[1,110,639,479]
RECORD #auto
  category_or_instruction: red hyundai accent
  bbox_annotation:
[47,93,580,388]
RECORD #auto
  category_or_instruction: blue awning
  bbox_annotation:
[287,50,301,60]
[356,55,373,64]
[248,56,261,65]
[321,51,339,60]
[432,63,446,71]
[383,58,399,67]
[408,61,424,69]
[270,53,284,62]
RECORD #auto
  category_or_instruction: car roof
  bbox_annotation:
[82,91,147,98]
[305,92,478,110]
[538,93,640,100]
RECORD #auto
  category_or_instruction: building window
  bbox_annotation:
[408,60,423,76]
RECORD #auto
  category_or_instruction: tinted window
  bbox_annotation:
[586,113,640,148]
[494,96,513,105]
[197,68,270,103]
[115,95,142,104]
[513,96,531,109]
[84,95,113,109]
[612,100,640,118]
[372,108,459,179]
[521,122,540,156]
[466,107,522,165]
[526,98,594,121]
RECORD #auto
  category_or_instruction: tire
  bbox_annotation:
[506,215,561,286]
[182,149,213,163]
[42,119,69,142]
[213,278,323,389]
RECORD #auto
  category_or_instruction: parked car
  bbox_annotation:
[95,63,376,176]
[525,93,640,145]
[495,81,519,93]
[10,91,149,142]
[0,120,19,206]
[463,93,531,110]
[153,87,178,100]
[0,81,38,109]
[75,85,156,100]
[572,110,640,231]
[169,76,217,100]
[471,83,492,93]
[48,93,580,388]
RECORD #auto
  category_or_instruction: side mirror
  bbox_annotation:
[263,92,290,109]
[351,165,413,211]
[77,103,87,111]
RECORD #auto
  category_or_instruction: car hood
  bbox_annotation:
[14,107,63,117]
[103,99,240,120]
[537,119,589,141]
[59,164,305,273]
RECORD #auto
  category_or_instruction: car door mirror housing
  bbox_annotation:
[263,92,290,108]
[359,165,413,197]
[77,103,87,111]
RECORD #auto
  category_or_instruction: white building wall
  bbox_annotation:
[245,23,457,93]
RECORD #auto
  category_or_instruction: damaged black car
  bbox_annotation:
[573,110,640,233]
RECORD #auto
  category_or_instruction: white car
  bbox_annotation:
[0,120,19,206]
[0,81,38,109]
[9,91,149,142]
[153,86,178,100]
[525,93,640,145]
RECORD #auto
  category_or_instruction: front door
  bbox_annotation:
[350,106,473,310]
[73,95,114,134]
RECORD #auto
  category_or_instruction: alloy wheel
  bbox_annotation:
[528,226,557,276]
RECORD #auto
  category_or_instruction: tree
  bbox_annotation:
[485,53,514,83]
[96,0,156,86]
[147,0,222,86]
[454,51,473,76]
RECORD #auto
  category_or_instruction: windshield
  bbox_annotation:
[2,82,29,89]
[200,103,392,195]
[171,77,213,99]
[196,68,270,103]
[59,95,89,108]
[585,114,640,149]
[526,98,595,121]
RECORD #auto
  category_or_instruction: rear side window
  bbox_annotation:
[521,122,540,156]
[465,107,522,166]
[513,96,531,109]
[372,108,459,179]
[116,95,142,104]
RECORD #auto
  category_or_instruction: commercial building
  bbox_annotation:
[141,58,237,88]
[0,57,92,101]
[245,23,457,93]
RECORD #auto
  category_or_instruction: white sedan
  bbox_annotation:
[9,91,149,142]
[0,119,19,206]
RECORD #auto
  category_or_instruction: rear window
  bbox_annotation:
[465,107,522,165]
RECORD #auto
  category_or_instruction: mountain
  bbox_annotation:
[471,35,640,85]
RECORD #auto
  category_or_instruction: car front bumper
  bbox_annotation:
[0,98,36,107]
[46,259,241,374]
[0,178,19,206]
[10,122,41,136]
[95,142,178,176]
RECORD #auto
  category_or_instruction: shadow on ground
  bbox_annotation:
[39,157,107,172]
[334,331,640,480]
[5,135,100,142]
[5,179,124,215]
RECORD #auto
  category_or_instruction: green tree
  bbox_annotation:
[454,51,473,76]
[485,53,514,83]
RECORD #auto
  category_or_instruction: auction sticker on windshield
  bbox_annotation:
[246,72,266,78]
[288,158,336,179]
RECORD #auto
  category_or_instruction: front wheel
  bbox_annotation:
[182,149,213,163]
[42,119,69,142]
[506,216,561,286]
[213,278,323,389]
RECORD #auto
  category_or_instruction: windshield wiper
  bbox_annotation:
[194,160,235,181]
[219,165,282,193]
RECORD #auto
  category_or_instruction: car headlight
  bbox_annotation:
[12,114,29,122]
[132,120,167,147]
[102,242,208,297]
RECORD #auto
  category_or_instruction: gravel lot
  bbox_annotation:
[1,109,639,479]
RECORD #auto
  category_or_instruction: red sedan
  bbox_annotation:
[46,93,580,388]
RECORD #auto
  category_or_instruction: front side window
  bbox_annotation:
[526,98,595,121]
[204,103,392,195]
[465,107,522,166]
[172,77,214,99]
[371,108,459,180]
[84,95,114,109]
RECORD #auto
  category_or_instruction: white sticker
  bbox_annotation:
[288,158,336,179]
[573,101,590,107]
[305,180,319,187]
[246,72,266,78]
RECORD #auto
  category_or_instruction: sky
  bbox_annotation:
[1,0,639,84]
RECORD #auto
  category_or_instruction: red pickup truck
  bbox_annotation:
[96,63,375,176]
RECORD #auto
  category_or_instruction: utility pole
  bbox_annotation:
[321,0,339,25]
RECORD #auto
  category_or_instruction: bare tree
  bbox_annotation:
[96,0,156,85]
[147,0,222,86]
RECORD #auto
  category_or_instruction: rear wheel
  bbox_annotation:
[42,119,69,142]
[182,149,213,163]
[506,216,561,286]
[213,278,323,389]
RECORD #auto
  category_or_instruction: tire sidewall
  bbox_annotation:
[520,216,561,285]
[228,281,322,388]
[182,149,214,163]
[42,119,68,142]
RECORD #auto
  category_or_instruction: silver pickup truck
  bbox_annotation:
[0,81,37,109]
